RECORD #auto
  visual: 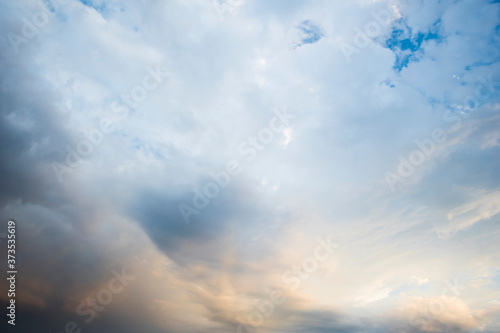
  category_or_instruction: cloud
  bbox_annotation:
[1,0,500,332]
[442,190,500,236]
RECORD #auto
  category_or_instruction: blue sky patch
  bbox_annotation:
[294,20,323,48]
[385,19,443,71]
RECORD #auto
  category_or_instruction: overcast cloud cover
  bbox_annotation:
[1,0,500,332]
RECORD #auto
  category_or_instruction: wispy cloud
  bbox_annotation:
[1,0,499,332]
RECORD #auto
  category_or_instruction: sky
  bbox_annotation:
[1,0,500,332]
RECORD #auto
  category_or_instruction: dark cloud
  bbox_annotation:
[125,174,292,267]
[0,1,499,332]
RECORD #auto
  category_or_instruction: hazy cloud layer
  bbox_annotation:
[1,0,499,332]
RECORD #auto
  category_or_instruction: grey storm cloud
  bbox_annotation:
[1,0,500,332]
